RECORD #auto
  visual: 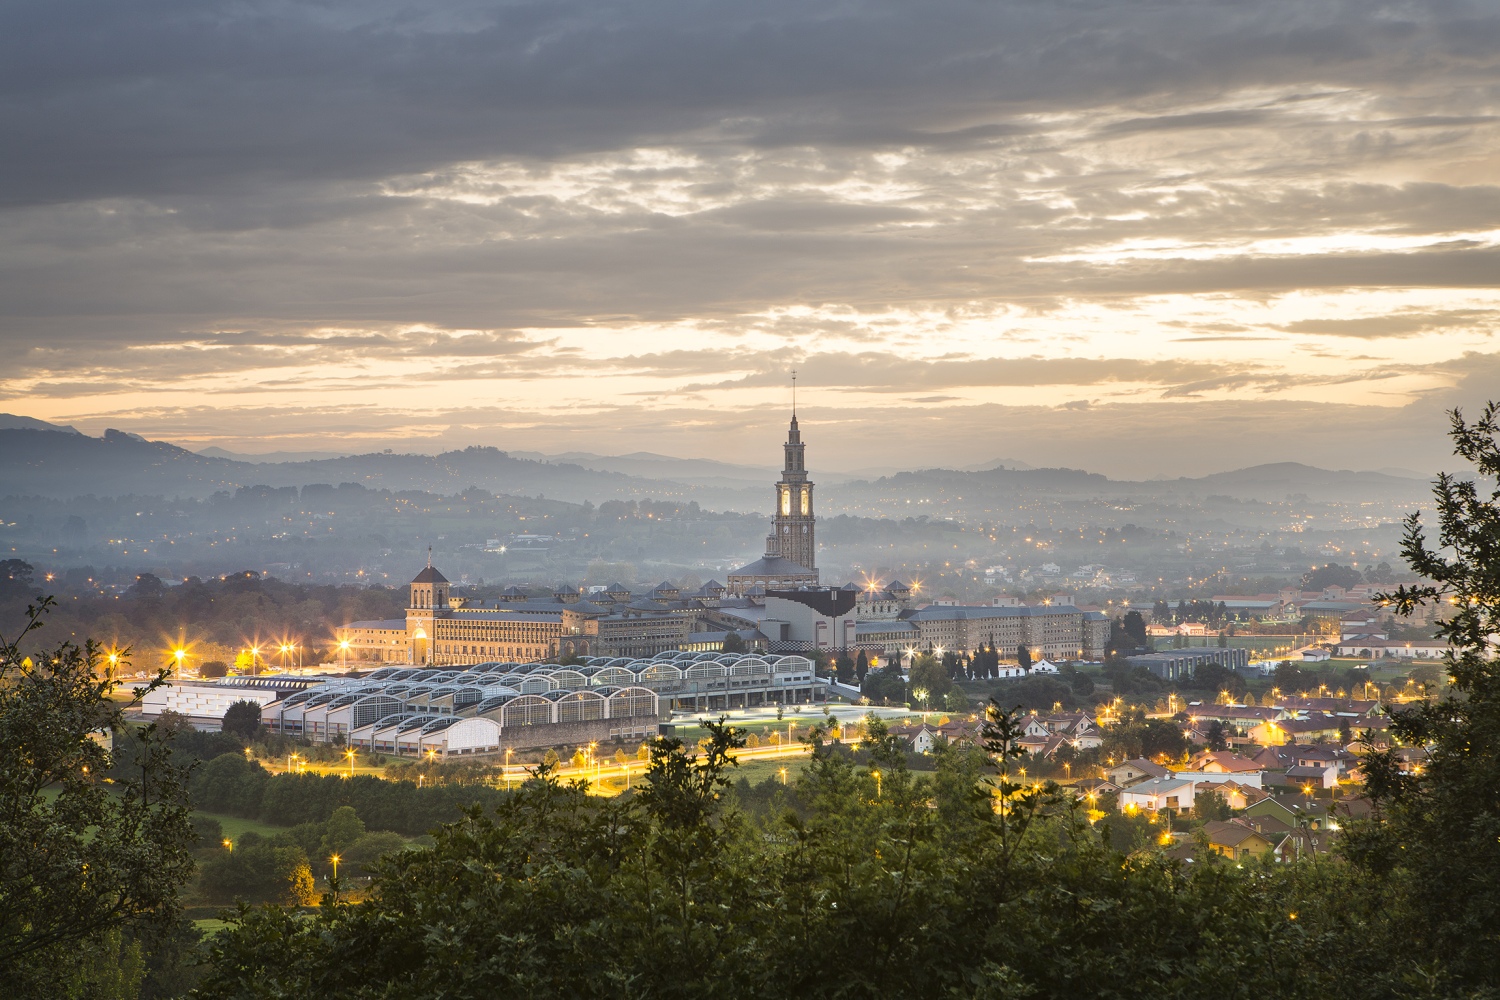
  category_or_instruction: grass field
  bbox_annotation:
[194,810,290,842]
[728,756,811,788]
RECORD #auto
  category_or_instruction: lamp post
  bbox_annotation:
[338,638,351,670]
[872,769,882,799]
[345,748,356,778]
[505,747,514,789]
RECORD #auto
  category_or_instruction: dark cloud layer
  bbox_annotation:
[0,0,1497,475]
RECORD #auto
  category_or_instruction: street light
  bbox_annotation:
[345,748,357,778]
[338,638,351,670]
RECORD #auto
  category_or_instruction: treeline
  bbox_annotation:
[0,563,404,665]
[189,754,514,836]
[200,716,1420,999]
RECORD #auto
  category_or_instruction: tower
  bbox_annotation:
[769,411,816,573]
[406,553,450,664]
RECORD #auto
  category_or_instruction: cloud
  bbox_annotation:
[1,0,1499,475]
[1279,310,1500,338]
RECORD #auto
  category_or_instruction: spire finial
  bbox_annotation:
[791,367,797,417]
[427,545,432,569]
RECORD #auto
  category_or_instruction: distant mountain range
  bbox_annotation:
[0,414,81,435]
[199,446,351,464]
[0,416,1435,509]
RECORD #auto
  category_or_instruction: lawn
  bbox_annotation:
[194,810,291,843]
[729,756,811,788]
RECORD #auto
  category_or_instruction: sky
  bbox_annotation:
[1,0,1497,479]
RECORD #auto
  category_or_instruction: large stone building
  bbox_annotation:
[852,602,1110,665]
[347,566,708,665]
[727,413,819,594]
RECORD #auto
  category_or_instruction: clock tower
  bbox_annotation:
[770,413,816,572]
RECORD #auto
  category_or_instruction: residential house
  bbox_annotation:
[1249,716,1345,746]
[1070,778,1120,801]
[1205,780,1267,810]
[1187,750,1264,775]
[1202,820,1274,860]
[1106,758,1172,787]
[1284,763,1339,790]
[1118,776,1197,815]
[1243,797,1300,828]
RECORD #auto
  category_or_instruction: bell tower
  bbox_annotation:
[771,374,816,573]
[406,550,450,664]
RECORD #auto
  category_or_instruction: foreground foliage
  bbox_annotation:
[0,600,197,998]
[198,715,1387,1000]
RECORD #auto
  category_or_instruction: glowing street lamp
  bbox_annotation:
[345,748,357,778]
[338,638,351,669]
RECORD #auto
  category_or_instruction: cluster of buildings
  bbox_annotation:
[142,649,825,754]
[1098,747,1373,862]
[887,711,1378,863]
[344,414,1112,667]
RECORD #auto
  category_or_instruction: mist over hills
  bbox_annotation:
[0,427,686,506]
[0,422,1435,513]
[0,420,1443,594]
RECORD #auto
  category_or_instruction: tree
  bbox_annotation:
[1122,610,1149,648]
[1301,563,1363,592]
[860,667,906,705]
[0,559,35,600]
[0,600,195,995]
[835,651,855,684]
[1273,660,1306,693]
[200,659,229,678]
[1351,402,1500,987]
[1194,789,1231,821]
[222,699,263,740]
[321,805,366,857]
[1188,663,1247,701]
[1204,720,1228,752]
[1017,646,1033,671]
[721,631,747,654]
[908,652,952,700]
[855,650,869,685]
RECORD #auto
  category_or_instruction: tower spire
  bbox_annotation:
[791,367,797,417]
[427,545,432,569]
